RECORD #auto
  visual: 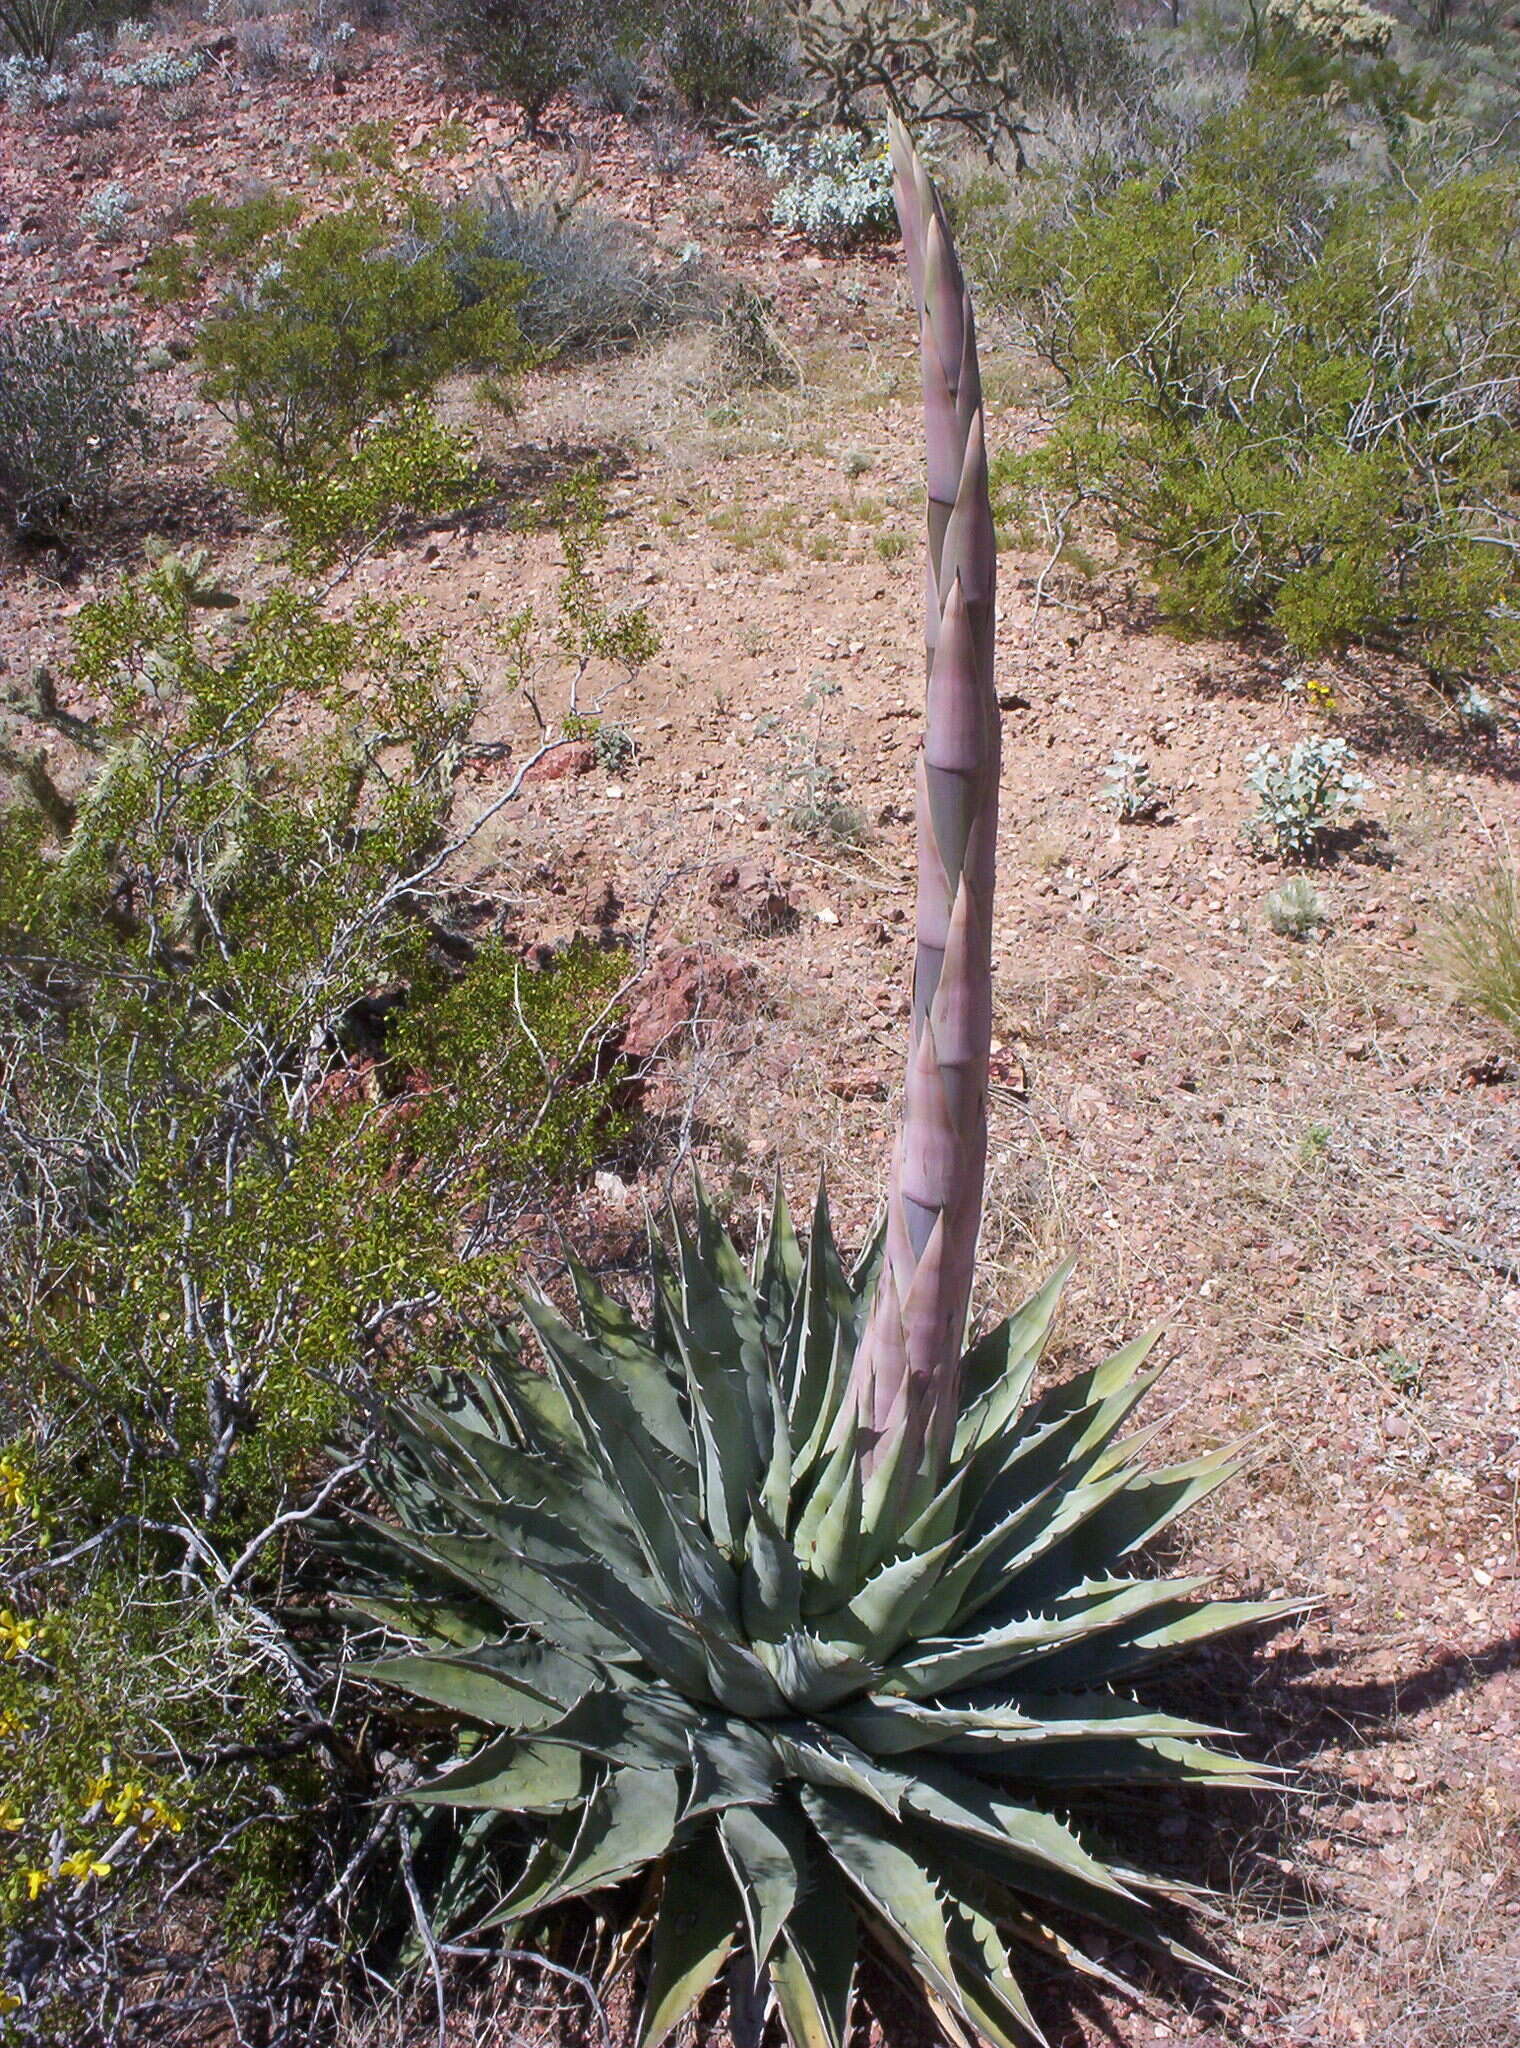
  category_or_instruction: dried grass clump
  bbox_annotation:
[1433,861,1520,1043]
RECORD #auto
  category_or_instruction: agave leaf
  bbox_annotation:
[339,1591,496,1651]
[944,1897,1047,2048]
[343,1513,629,1663]
[666,1207,769,1560]
[518,1294,738,1629]
[543,1685,706,1772]
[1001,1447,1250,1615]
[972,1732,1276,1789]
[827,1690,1225,1758]
[544,1557,722,1702]
[768,1847,857,2048]
[719,1801,807,1967]
[903,1757,1140,1904]
[755,1171,804,1345]
[565,1258,698,1465]
[771,1731,910,1817]
[740,1499,804,1644]
[404,1411,626,1559]
[412,1734,587,1813]
[533,1765,685,1913]
[800,1786,963,2012]
[638,1827,740,2048]
[832,1535,959,1661]
[465,1342,581,1456]
[951,1262,1071,1457]
[795,1430,864,1603]
[760,1631,880,1715]
[947,1466,1144,1629]
[426,1808,520,1937]
[354,1645,593,1731]
[684,1717,782,1818]
[477,1828,575,1931]
[682,1611,793,1721]
[1009,1593,1303,1691]
[791,1317,858,1498]
[965,1340,1167,1540]
[884,1575,1209,1698]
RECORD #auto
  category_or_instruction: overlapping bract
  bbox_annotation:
[344,1184,1289,2048]
[846,120,1001,1483]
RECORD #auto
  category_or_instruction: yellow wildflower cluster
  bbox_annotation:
[86,1770,185,1841]
[1304,674,1338,713]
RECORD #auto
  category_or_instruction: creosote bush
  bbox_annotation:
[141,187,527,565]
[0,317,149,540]
[415,0,623,132]
[988,91,1520,679]
[656,0,793,120]
[0,518,651,2034]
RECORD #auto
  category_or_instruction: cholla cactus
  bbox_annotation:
[1265,0,1396,54]
[845,116,999,1488]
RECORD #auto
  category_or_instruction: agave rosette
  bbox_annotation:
[343,1182,1288,2048]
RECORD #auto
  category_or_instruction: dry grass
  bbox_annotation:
[1432,858,1520,1046]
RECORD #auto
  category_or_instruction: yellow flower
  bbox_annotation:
[138,1797,184,1838]
[0,1713,25,1743]
[105,1781,145,1827]
[0,1802,22,1833]
[1305,674,1338,712]
[58,1854,111,1888]
[0,1458,25,1515]
[0,1613,35,1662]
[23,1869,49,1901]
[0,1987,20,2014]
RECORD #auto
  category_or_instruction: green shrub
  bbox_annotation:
[656,0,793,119]
[417,0,636,131]
[145,192,527,566]
[0,533,646,2031]
[988,94,1520,678]
[0,318,149,540]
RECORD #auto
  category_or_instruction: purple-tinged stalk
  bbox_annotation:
[848,120,1000,1486]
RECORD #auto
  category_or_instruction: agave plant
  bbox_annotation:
[338,121,1290,2046]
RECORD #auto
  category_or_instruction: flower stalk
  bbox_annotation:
[848,119,1001,1484]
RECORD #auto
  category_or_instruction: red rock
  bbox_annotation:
[708,859,795,933]
[524,741,595,784]
[622,945,757,1063]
